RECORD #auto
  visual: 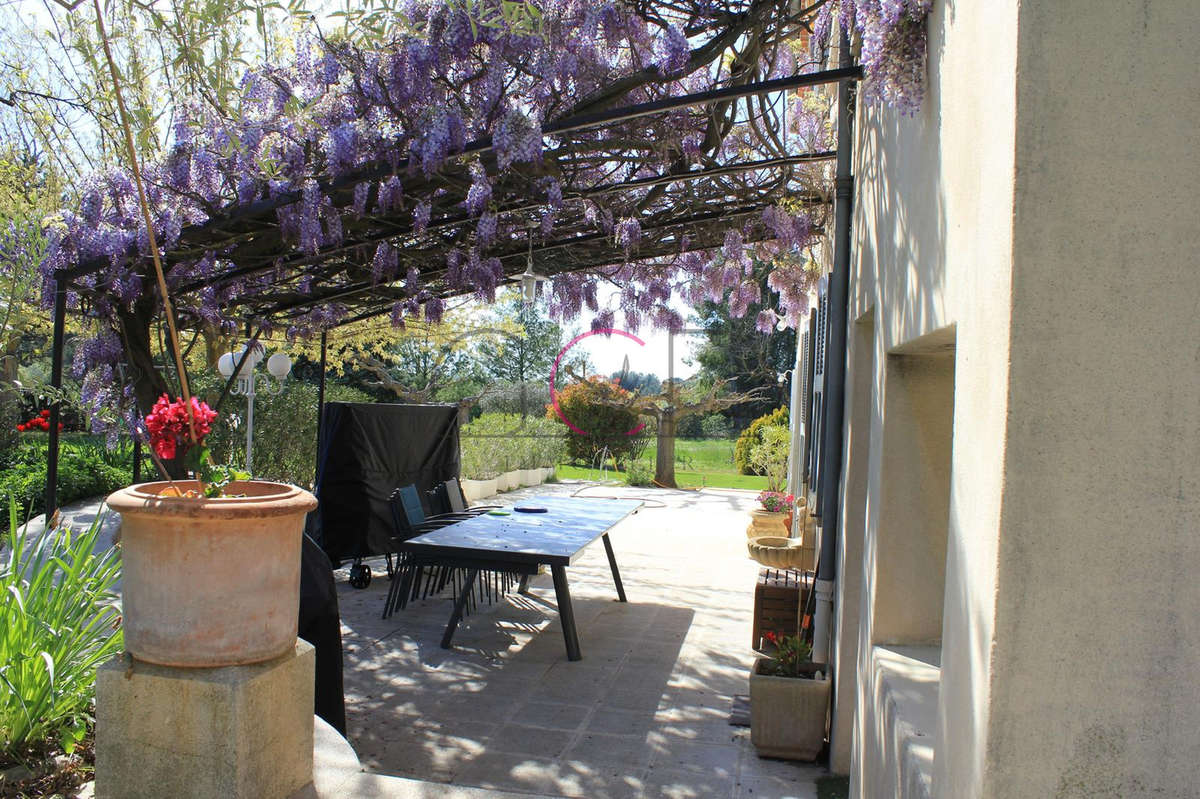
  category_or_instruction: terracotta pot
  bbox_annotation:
[749,657,831,760]
[747,509,790,539]
[107,480,318,668]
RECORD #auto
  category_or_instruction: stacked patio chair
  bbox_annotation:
[381,484,523,619]
[426,477,501,517]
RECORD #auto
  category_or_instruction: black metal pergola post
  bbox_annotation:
[44,274,67,519]
[314,330,327,486]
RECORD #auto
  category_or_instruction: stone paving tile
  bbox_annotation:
[338,482,830,798]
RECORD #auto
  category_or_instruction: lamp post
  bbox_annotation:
[217,345,291,474]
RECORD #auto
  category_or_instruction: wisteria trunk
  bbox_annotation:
[118,298,188,479]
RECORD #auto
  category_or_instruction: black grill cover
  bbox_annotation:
[309,402,460,565]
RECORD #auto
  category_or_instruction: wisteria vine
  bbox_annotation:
[30,0,931,434]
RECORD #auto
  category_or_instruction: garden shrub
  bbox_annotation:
[547,377,648,468]
[700,413,732,439]
[460,412,565,479]
[624,460,654,487]
[749,424,791,491]
[0,437,133,519]
[734,406,789,474]
[675,413,703,439]
[1,505,123,763]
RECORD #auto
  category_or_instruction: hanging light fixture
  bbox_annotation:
[520,229,548,305]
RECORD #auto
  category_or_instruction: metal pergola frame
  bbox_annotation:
[42,64,863,524]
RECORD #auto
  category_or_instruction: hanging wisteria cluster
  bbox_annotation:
[811,0,933,114]
[31,0,931,430]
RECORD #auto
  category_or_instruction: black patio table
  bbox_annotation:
[395,495,642,661]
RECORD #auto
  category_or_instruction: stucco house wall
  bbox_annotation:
[828,0,1199,796]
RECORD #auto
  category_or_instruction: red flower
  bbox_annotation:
[58,423,64,431]
[145,394,218,461]
[16,424,25,432]
[40,409,50,418]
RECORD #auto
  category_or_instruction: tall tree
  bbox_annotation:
[476,299,563,416]
[693,260,799,427]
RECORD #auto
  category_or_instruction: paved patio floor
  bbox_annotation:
[335,481,826,798]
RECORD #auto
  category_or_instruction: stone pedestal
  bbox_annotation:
[95,640,315,799]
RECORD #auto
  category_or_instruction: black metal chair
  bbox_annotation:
[381,486,462,618]
[382,484,521,619]
[428,477,501,517]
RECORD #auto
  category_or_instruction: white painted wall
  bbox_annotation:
[833,0,1019,793]
[832,0,1200,796]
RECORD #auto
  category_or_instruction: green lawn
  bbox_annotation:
[557,438,768,491]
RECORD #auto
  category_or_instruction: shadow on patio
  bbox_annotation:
[334,483,826,799]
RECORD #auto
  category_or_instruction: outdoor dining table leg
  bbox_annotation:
[441,568,480,649]
[551,564,582,661]
[601,533,627,603]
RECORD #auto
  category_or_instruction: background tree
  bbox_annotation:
[610,377,762,488]
[693,260,800,429]
[0,148,67,449]
[475,299,563,417]
[611,370,662,396]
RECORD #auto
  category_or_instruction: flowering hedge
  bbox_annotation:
[15,410,62,434]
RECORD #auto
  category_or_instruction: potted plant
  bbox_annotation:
[748,490,795,538]
[460,436,499,501]
[518,447,543,487]
[106,394,317,668]
[749,632,830,761]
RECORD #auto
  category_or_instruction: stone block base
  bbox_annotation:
[96,640,315,799]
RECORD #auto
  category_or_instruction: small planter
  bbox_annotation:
[461,478,485,502]
[542,466,555,481]
[518,468,543,487]
[497,470,521,491]
[106,480,317,667]
[747,509,790,539]
[748,535,812,570]
[477,477,499,498]
[749,657,830,761]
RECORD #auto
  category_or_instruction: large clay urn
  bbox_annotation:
[107,480,318,667]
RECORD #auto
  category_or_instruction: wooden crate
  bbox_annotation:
[751,567,814,651]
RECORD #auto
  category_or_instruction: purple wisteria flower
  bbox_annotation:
[413,200,432,233]
[658,25,690,75]
[494,109,542,170]
[615,217,641,254]
[22,0,934,440]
